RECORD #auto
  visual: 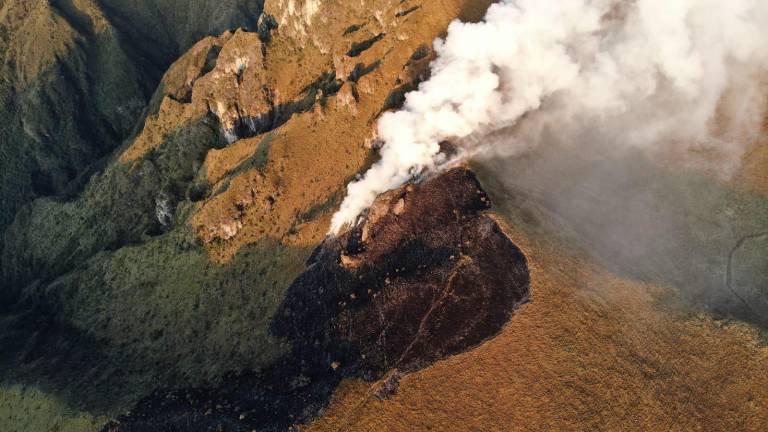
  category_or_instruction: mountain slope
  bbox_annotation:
[0,0,262,259]
[0,1,766,431]
[0,1,493,430]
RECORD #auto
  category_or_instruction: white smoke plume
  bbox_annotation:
[329,0,768,234]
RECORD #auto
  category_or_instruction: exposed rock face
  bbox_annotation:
[102,167,530,431]
[273,167,530,377]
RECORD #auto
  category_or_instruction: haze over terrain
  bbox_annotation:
[332,0,768,232]
[0,1,766,431]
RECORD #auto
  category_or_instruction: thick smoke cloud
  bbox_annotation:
[330,0,768,234]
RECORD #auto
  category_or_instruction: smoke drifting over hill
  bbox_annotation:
[330,0,768,234]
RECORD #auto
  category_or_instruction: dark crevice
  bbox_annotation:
[348,60,382,82]
[395,5,421,18]
[410,44,431,62]
[380,46,432,113]
[381,80,418,112]
[343,23,365,36]
[224,72,342,143]
[29,168,56,196]
[346,33,385,57]
[187,180,212,202]
[201,45,222,76]
[297,191,341,225]
[257,14,279,42]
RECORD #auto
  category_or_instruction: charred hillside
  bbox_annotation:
[102,167,530,431]
[274,167,530,377]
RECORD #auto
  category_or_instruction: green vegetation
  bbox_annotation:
[0,385,105,432]
[1,226,312,419]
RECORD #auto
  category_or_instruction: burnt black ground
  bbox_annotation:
[104,168,530,431]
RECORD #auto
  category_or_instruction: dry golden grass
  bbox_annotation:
[304,218,768,432]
